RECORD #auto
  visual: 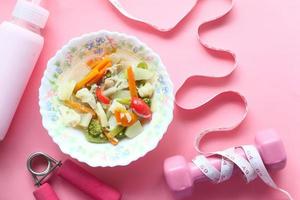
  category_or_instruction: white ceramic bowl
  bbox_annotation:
[39,31,174,167]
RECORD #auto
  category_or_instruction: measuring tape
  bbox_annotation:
[108,0,293,199]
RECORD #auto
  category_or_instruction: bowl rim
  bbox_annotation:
[39,30,174,167]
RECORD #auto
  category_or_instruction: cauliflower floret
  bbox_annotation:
[90,84,98,93]
[104,78,115,89]
[103,78,128,96]
[109,100,126,114]
[59,105,81,127]
[75,88,97,109]
[138,82,154,98]
[107,63,124,75]
[115,79,129,90]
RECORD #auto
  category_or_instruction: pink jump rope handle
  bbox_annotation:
[57,159,121,200]
[164,129,287,192]
[33,183,59,200]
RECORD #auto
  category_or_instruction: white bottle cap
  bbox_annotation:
[12,0,49,29]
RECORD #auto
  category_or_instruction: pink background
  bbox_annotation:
[1,0,300,199]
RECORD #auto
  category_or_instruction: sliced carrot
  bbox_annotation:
[87,56,110,69]
[87,57,101,69]
[74,70,98,92]
[94,57,110,71]
[86,62,112,86]
[127,66,138,98]
[74,58,111,92]
[64,100,96,117]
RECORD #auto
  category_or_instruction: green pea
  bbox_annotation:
[142,97,151,107]
[104,71,112,79]
[137,62,148,69]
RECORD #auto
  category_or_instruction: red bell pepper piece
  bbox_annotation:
[96,87,110,104]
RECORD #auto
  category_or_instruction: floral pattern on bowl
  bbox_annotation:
[39,31,174,167]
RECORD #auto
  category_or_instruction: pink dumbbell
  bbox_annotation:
[164,129,287,192]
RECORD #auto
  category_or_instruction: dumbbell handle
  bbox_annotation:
[188,148,265,183]
[57,159,121,200]
[33,183,59,200]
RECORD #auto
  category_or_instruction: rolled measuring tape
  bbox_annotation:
[108,0,293,199]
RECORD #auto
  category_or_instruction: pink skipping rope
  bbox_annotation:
[32,158,121,200]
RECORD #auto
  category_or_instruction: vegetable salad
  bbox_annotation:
[57,50,155,145]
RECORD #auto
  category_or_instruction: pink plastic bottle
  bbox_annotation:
[0,0,49,141]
